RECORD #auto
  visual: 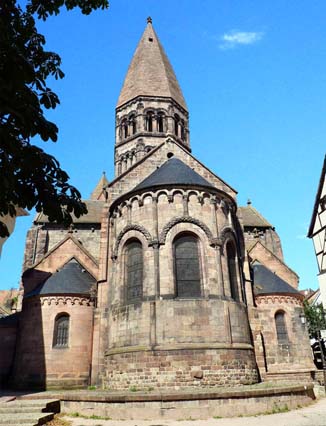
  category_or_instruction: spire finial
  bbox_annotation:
[147,16,152,24]
[102,171,106,176]
[247,199,252,205]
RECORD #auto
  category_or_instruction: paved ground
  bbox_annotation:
[62,398,326,426]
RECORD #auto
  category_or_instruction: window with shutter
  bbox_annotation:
[174,234,201,298]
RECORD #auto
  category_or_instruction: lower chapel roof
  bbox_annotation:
[35,200,104,224]
[133,157,215,193]
[25,259,96,298]
[252,262,300,296]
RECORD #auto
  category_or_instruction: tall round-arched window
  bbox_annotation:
[53,313,69,348]
[226,241,239,301]
[275,311,288,344]
[121,119,128,139]
[129,114,137,134]
[145,112,154,132]
[174,114,180,136]
[157,112,165,132]
[125,240,143,303]
[180,119,185,141]
[174,234,201,298]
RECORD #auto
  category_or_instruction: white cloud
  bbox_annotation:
[219,30,264,50]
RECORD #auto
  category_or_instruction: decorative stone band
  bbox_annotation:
[111,187,235,217]
[40,296,94,306]
[105,342,254,356]
[255,295,303,306]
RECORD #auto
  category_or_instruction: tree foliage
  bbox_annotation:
[0,0,109,237]
[303,301,326,338]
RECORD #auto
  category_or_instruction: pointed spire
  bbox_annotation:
[90,172,109,200]
[117,20,187,110]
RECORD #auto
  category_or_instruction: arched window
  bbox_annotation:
[53,314,69,348]
[180,120,185,141]
[129,114,137,135]
[174,234,201,298]
[145,112,154,132]
[157,112,164,132]
[125,240,143,303]
[121,119,128,139]
[174,114,180,136]
[275,311,288,344]
[226,241,239,301]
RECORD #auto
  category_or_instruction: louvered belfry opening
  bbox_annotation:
[174,234,201,298]
[275,311,289,344]
[53,314,69,347]
[125,240,143,303]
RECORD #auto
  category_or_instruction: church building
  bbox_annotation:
[0,19,315,389]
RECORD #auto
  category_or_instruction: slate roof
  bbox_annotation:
[252,262,300,296]
[35,200,104,224]
[238,203,272,228]
[117,19,187,110]
[0,312,20,325]
[133,158,215,192]
[25,259,96,298]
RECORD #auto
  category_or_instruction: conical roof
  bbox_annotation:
[133,157,215,192]
[117,18,187,110]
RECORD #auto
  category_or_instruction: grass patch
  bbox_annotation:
[66,412,111,420]
[46,414,72,426]
[129,385,138,392]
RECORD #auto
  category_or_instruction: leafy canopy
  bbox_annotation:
[303,301,326,338]
[0,0,109,237]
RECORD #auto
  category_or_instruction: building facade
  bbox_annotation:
[308,156,326,308]
[0,19,315,389]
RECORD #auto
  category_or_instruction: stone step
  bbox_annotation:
[0,406,43,413]
[0,412,54,425]
[4,399,60,414]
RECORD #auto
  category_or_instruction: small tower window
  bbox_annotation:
[174,114,180,137]
[275,311,288,344]
[145,112,154,132]
[157,112,164,132]
[121,119,128,139]
[129,114,137,135]
[226,241,239,301]
[125,240,143,303]
[53,314,69,348]
[180,119,185,141]
[174,234,201,298]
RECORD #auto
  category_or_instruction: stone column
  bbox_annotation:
[182,193,189,216]
[151,196,160,297]
[126,202,132,224]
[211,198,224,296]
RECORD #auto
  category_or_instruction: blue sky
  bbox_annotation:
[1,0,325,290]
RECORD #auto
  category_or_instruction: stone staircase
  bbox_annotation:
[0,399,60,425]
